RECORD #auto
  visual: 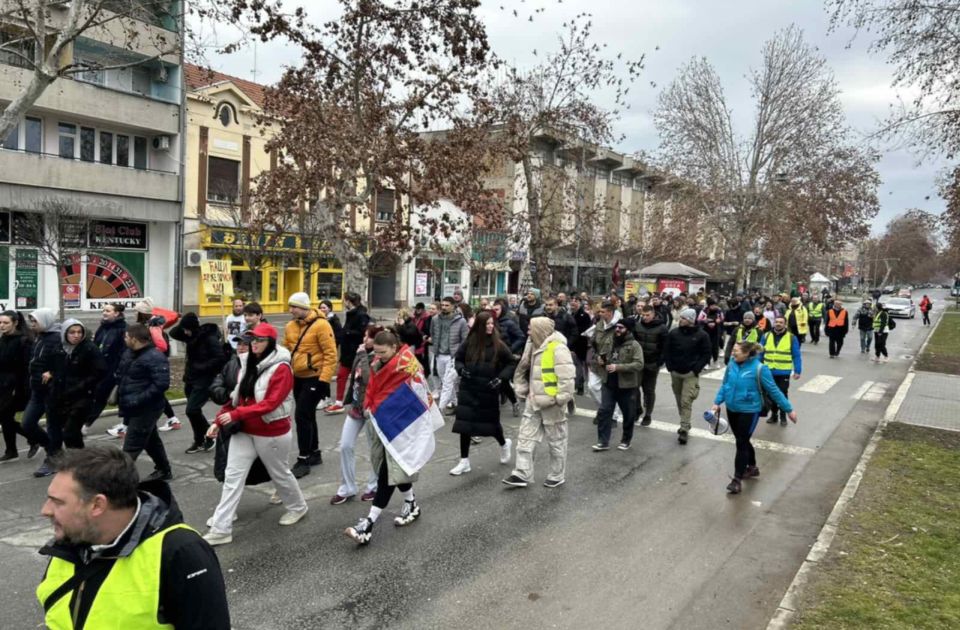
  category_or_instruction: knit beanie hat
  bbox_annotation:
[180,312,200,331]
[742,311,756,323]
[134,297,154,315]
[679,308,697,323]
[288,292,311,309]
[618,317,636,332]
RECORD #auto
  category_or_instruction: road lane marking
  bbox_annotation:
[852,381,875,400]
[798,374,842,394]
[863,382,888,402]
[572,410,816,456]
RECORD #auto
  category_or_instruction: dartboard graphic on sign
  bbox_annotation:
[60,253,142,300]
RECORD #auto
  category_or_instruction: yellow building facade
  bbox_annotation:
[181,65,344,316]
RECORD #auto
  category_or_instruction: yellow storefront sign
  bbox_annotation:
[201,259,234,297]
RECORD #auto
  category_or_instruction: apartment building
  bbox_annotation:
[0,3,184,312]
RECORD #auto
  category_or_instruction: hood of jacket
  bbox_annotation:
[61,318,86,354]
[195,322,222,340]
[39,479,183,564]
[257,345,292,374]
[529,316,555,348]
[31,307,58,332]
[600,310,623,331]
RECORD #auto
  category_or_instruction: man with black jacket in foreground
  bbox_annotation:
[38,445,230,629]
[634,305,668,426]
[663,308,712,445]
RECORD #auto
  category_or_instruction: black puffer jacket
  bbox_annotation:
[169,320,227,384]
[93,317,128,377]
[340,306,370,368]
[209,352,242,406]
[634,316,668,369]
[49,322,107,414]
[0,333,31,412]
[498,316,526,354]
[663,325,712,376]
[117,345,170,416]
[452,339,515,436]
[29,328,64,392]
[547,310,578,347]
[570,306,592,361]
[396,318,423,350]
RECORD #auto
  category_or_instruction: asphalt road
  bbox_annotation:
[0,290,945,629]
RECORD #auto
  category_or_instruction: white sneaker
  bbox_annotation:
[269,491,282,505]
[158,418,181,432]
[206,514,239,528]
[449,458,471,476]
[106,423,126,438]
[500,438,512,464]
[279,508,308,526]
[203,531,233,546]
[80,424,90,436]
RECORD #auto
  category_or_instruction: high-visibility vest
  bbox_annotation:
[808,302,824,319]
[736,327,760,343]
[791,306,809,334]
[542,340,560,396]
[827,309,847,328]
[37,523,194,630]
[763,332,794,372]
[873,311,888,332]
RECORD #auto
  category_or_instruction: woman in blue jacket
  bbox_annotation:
[711,341,798,494]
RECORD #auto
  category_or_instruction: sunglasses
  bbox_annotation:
[252,336,272,343]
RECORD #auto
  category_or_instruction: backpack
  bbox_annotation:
[887,316,896,330]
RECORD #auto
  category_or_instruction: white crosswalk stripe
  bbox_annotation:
[798,374,842,394]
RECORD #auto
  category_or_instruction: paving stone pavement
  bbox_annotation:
[894,370,960,432]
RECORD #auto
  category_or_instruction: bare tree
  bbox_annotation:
[11,199,90,317]
[214,201,292,300]
[485,16,643,292]
[655,26,872,289]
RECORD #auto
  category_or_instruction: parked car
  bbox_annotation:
[882,297,916,319]
[897,288,912,298]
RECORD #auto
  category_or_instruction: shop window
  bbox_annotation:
[444,269,461,285]
[58,122,76,159]
[316,271,343,300]
[80,127,95,162]
[232,269,257,300]
[267,270,279,302]
[116,134,129,166]
[99,131,113,164]
[208,156,240,204]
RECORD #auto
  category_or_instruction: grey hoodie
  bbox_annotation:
[31,307,58,332]
[61,317,86,355]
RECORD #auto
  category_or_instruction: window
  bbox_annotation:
[131,67,151,96]
[99,132,113,164]
[316,271,343,300]
[1,122,17,150]
[133,136,147,170]
[75,59,104,85]
[0,31,35,69]
[376,188,395,222]
[116,134,129,166]
[25,117,41,153]
[216,103,235,127]
[208,157,240,203]
[58,123,76,159]
[80,127,95,162]
[611,172,624,186]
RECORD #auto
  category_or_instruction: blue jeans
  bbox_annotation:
[20,389,52,454]
[336,415,378,497]
[859,329,872,352]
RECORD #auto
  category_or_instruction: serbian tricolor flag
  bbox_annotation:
[364,345,444,476]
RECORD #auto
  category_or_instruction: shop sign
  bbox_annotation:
[443,283,461,298]
[624,279,646,299]
[89,220,148,250]
[415,272,429,296]
[201,259,234,297]
[15,248,38,309]
[62,284,82,309]
[688,279,706,295]
[657,278,687,297]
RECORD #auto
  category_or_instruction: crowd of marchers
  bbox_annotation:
[1,283,935,628]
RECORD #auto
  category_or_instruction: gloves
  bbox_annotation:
[489,377,502,390]
[459,368,472,379]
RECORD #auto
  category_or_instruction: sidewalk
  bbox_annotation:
[893,370,960,432]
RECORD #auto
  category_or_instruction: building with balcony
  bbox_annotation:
[0,3,184,312]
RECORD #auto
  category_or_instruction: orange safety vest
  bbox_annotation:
[827,308,847,328]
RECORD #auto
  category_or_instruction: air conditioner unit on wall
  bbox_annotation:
[185,249,206,267]
[152,135,171,150]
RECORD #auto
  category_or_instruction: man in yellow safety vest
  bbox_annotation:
[37,446,230,629]
[760,315,803,427]
[807,295,824,345]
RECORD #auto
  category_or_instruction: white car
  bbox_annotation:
[883,297,916,319]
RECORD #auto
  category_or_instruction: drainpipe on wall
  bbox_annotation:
[172,3,187,312]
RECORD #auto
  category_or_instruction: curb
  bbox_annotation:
[765,304,944,629]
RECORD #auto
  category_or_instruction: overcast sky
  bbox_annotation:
[205,0,949,234]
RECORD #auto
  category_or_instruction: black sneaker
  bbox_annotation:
[394,500,421,526]
[726,478,742,494]
[591,443,610,451]
[744,465,760,479]
[0,451,18,463]
[779,415,787,427]
[184,442,203,454]
[543,478,565,488]
[291,458,311,479]
[27,444,40,459]
[144,469,173,482]
[306,451,323,466]
[766,416,778,424]
[345,517,375,545]
[617,442,631,451]
[33,458,54,478]
[677,429,688,445]
[640,416,652,426]
[201,438,215,452]
[501,474,529,488]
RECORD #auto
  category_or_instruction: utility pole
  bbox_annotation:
[572,141,585,291]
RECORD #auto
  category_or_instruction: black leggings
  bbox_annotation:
[922,311,930,325]
[459,427,506,458]
[373,460,412,509]
[500,380,517,405]
[728,410,760,479]
[0,407,27,455]
[874,332,888,358]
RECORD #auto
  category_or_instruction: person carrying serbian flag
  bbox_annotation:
[344,329,443,545]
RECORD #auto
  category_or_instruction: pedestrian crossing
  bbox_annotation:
[658,367,888,400]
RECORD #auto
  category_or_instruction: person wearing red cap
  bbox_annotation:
[203,323,308,546]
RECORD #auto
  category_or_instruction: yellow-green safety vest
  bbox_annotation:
[37,523,195,630]
[542,340,560,396]
[736,327,760,343]
[808,302,824,319]
[763,332,794,372]
[873,311,888,331]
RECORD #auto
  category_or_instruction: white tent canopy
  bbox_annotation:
[809,272,830,283]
